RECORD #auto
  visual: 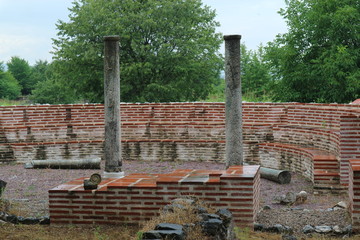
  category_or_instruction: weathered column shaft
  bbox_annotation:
[224,35,243,168]
[104,36,122,172]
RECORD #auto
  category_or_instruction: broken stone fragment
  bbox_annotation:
[302,225,315,234]
[295,191,308,204]
[273,192,296,205]
[142,230,184,240]
[273,191,308,205]
[315,225,332,233]
[83,179,98,190]
[333,201,347,209]
[155,223,183,231]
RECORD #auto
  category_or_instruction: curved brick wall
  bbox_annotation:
[1,102,360,185]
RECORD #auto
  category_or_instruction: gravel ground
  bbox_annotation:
[0,161,351,238]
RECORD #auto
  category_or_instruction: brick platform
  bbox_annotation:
[49,165,260,228]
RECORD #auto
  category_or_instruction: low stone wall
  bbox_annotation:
[49,165,260,228]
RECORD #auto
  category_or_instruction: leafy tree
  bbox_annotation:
[0,63,21,100]
[30,79,77,104]
[29,60,51,87]
[0,62,5,72]
[207,44,273,102]
[241,44,272,101]
[265,0,360,103]
[7,56,32,95]
[30,61,77,104]
[52,0,223,103]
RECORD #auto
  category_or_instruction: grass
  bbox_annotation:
[140,198,211,240]
[0,224,138,240]
[1,224,359,240]
[0,99,29,106]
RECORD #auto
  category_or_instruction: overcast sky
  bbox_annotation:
[0,0,287,65]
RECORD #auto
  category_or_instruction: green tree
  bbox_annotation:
[52,0,223,103]
[241,44,272,101]
[0,63,21,100]
[265,0,360,103]
[7,56,32,95]
[30,61,77,104]
[207,44,273,102]
[29,60,51,87]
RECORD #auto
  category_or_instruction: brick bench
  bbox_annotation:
[8,138,225,163]
[49,165,260,228]
[259,142,341,190]
[273,125,339,154]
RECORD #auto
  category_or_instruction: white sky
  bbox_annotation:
[0,0,287,65]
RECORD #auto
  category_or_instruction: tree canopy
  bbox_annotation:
[7,57,32,95]
[265,0,360,103]
[241,44,272,101]
[52,0,223,103]
[0,63,21,100]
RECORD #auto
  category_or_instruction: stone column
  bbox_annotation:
[224,35,243,168]
[103,36,123,177]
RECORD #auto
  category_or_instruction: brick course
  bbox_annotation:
[348,160,360,232]
[1,102,360,186]
[49,165,260,228]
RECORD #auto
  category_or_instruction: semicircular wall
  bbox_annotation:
[1,102,360,185]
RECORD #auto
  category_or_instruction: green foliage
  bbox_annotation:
[136,231,143,240]
[206,77,225,102]
[206,44,273,102]
[29,60,51,87]
[234,227,251,240]
[0,64,21,100]
[7,56,32,95]
[29,60,79,104]
[30,78,77,104]
[52,0,223,103]
[265,0,360,103]
[241,44,273,102]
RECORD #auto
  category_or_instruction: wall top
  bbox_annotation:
[351,99,360,104]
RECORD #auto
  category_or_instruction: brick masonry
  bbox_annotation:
[348,160,360,232]
[1,102,359,229]
[1,102,360,185]
[49,165,260,228]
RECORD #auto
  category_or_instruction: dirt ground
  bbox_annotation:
[0,160,353,239]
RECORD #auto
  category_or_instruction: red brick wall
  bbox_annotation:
[349,160,360,232]
[49,165,260,228]
[340,116,360,185]
[1,102,360,184]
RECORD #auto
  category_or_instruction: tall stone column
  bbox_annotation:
[103,36,123,177]
[224,35,243,168]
